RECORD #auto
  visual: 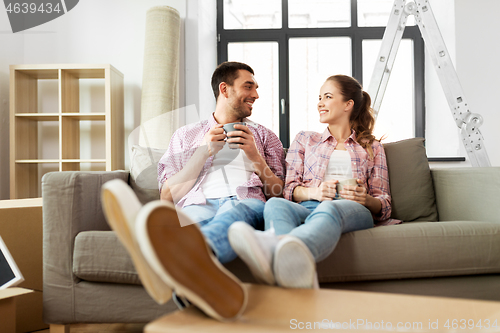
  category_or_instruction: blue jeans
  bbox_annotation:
[263,198,373,262]
[182,196,265,264]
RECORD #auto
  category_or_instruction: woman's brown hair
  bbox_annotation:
[326,74,377,158]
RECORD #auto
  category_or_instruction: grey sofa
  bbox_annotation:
[42,138,500,330]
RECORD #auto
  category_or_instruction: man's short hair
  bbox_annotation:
[211,62,254,100]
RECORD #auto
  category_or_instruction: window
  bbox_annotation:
[218,0,424,147]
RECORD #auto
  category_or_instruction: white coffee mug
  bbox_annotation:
[336,178,358,199]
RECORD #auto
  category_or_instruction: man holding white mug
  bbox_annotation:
[158,61,284,231]
[150,62,284,320]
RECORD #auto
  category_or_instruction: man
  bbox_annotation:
[104,62,284,321]
[157,61,285,319]
[157,61,284,263]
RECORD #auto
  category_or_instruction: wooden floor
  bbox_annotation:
[34,323,147,333]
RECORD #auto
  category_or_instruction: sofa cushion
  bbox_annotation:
[432,167,500,223]
[317,221,500,283]
[75,221,500,285]
[73,231,257,285]
[383,138,438,222]
[130,176,160,205]
[73,231,142,285]
[129,145,165,204]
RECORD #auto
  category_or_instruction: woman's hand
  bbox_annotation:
[310,180,339,201]
[292,180,338,202]
[340,179,382,215]
[339,179,367,205]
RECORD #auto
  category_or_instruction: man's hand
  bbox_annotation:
[203,124,226,156]
[311,180,339,201]
[225,124,261,162]
[162,124,226,203]
[225,124,283,199]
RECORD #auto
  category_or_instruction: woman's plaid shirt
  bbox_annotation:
[284,128,400,226]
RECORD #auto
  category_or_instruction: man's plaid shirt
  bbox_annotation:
[158,113,285,208]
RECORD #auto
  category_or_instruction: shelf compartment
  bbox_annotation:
[39,121,60,160]
[10,64,124,199]
[61,161,106,172]
[14,118,60,160]
[60,69,79,114]
[60,119,106,160]
[13,71,38,114]
[12,163,59,199]
[13,164,39,199]
[60,69,106,114]
[38,78,59,114]
[77,78,106,114]
[14,118,39,161]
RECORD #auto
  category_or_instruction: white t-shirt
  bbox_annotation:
[201,144,255,199]
[322,149,352,181]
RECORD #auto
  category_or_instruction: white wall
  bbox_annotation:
[428,0,500,168]
[425,0,460,158]
[0,0,187,199]
[454,0,500,167]
[185,0,217,124]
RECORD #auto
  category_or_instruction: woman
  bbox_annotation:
[228,74,399,289]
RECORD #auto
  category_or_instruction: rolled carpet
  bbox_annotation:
[139,6,181,149]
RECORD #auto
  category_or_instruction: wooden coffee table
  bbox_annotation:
[145,283,500,332]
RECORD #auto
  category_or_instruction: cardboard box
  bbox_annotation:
[15,290,44,333]
[0,288,33,333]
[0,199,47,332]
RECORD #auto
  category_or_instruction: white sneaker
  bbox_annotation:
[228,222,279,285]
[135,200,247,322]
[274,236,319,289]
[101,179,172,304]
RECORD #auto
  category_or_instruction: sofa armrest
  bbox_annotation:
[41,171,129,323]
[431,167,500,222]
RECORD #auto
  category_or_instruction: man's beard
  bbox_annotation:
[227,97,251,119]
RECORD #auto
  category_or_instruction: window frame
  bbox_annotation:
[217,0,425,148]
